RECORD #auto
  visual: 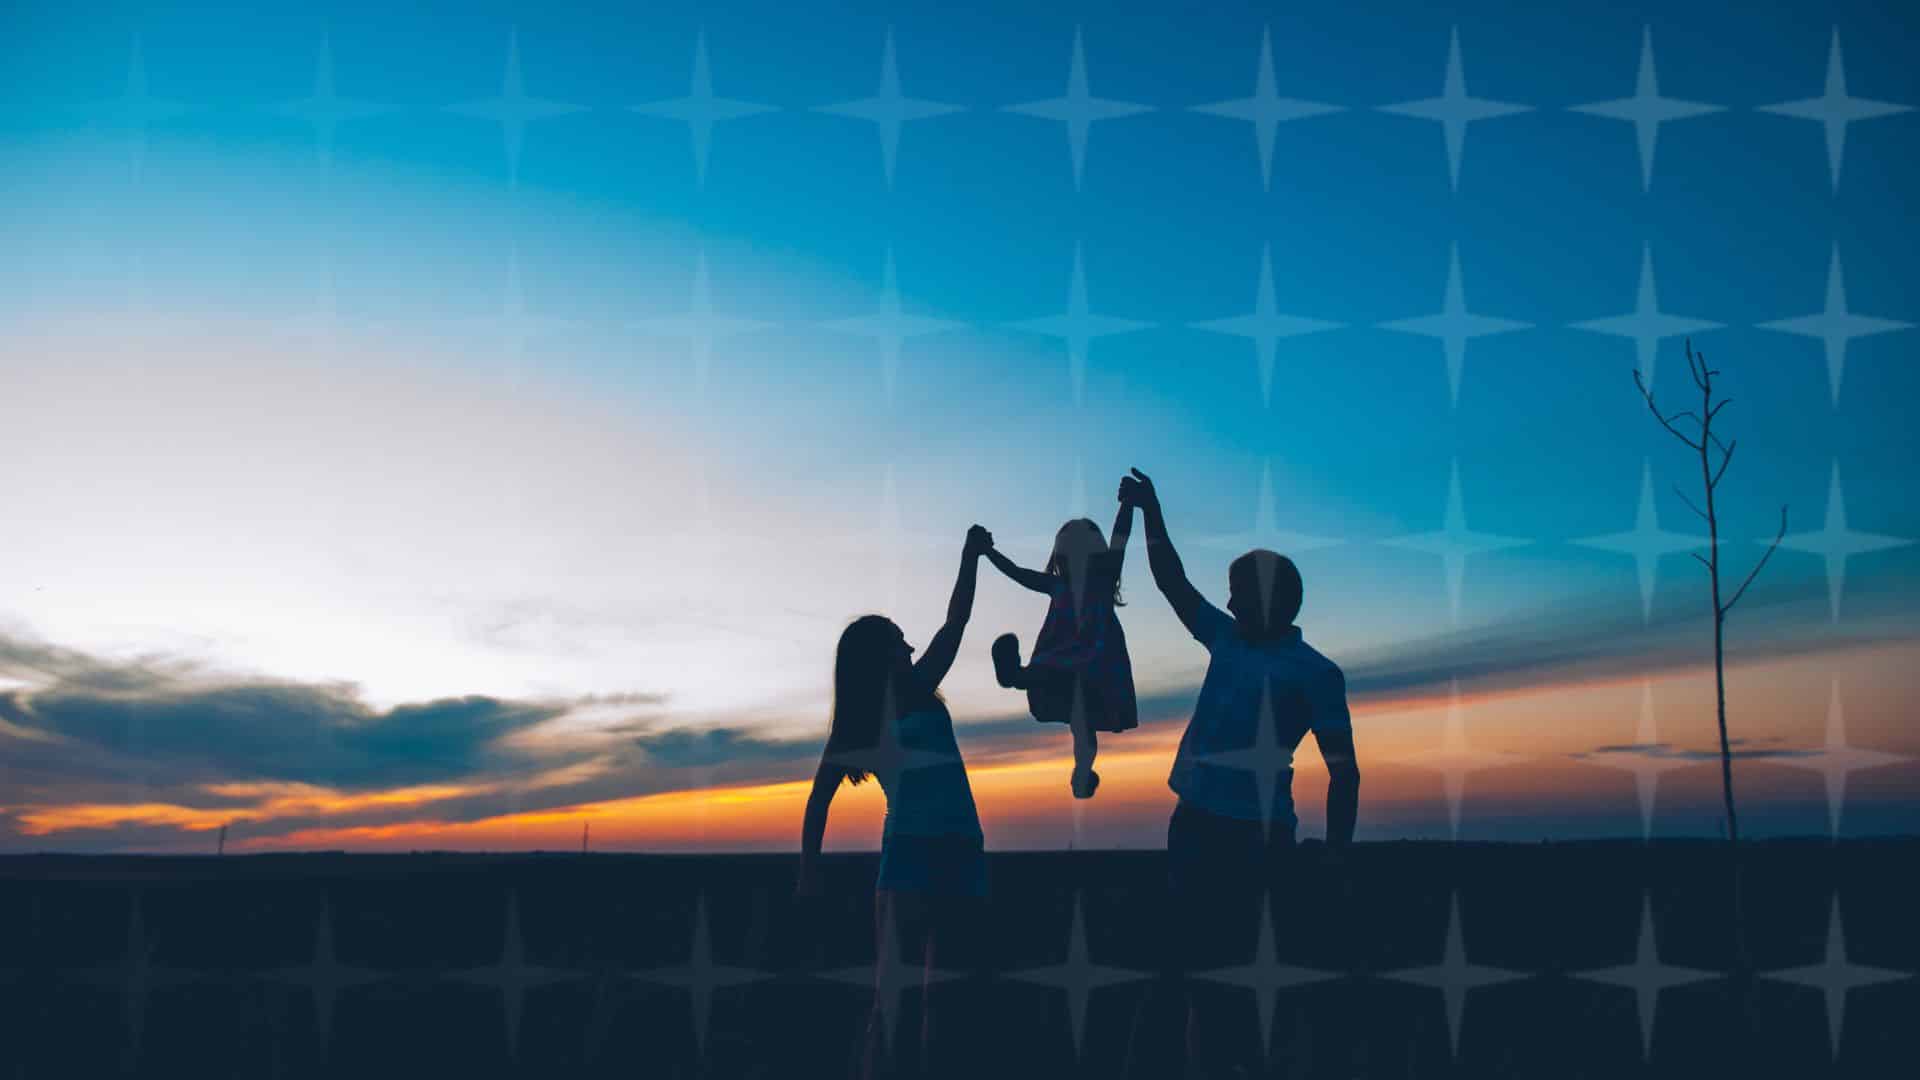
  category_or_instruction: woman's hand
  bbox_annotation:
[965,524,994,558]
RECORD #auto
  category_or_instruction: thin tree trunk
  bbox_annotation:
[1636,341,1784,976]
[1689,354,1747,973]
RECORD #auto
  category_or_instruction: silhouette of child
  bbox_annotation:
[986,496,1139,799]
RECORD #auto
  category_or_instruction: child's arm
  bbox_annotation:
[797,757,844,895]
[1106,498,1135,569]
[986,547,1055,594]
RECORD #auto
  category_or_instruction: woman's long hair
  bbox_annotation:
[1043,518,1124,606]
[827,614,929,785]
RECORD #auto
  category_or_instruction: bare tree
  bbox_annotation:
[1634,339,1787,846]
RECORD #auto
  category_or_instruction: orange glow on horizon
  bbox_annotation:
[13,780,490,836]
[15,639,1920,851]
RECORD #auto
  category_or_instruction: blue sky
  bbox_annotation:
[0,1,1916,848]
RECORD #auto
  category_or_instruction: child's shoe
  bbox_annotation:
[991,633,1023,689]
[1070,766,1100,800]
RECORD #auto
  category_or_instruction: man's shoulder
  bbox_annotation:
[1290,637,1346,685]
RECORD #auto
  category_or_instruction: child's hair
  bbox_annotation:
[827,614,936,785]
[1043,518,1123,606]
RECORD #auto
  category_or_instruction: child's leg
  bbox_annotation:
[1069,679,1104,798]
[991,634,1028,689]
[1069,705,1097,777]
[1069,723,1100,799]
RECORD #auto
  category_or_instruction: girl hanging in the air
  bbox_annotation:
[986,485,1140,798]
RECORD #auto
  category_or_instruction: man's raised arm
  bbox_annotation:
[1124,468,1213,640]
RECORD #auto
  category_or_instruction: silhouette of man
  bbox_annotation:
[1119,467,1359,1078]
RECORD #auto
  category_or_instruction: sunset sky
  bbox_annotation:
[2,2,1917,852]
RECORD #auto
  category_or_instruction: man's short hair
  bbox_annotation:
[1229,549,1302,637]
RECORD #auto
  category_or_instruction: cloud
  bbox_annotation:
[634,725,813,770]
[5,678,566,792]
[0,628,626,845]
[1573,737,1819,762]
[0,626,836,848]
[5,565,1916,851]
[1334,570,1920,705]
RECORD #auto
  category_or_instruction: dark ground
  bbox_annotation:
[1,840,1916,1079]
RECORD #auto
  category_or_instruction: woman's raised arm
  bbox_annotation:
[912,525,992,690]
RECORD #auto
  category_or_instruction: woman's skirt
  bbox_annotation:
[875,832,989,898]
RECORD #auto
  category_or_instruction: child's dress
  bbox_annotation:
[1025,550,1139,732]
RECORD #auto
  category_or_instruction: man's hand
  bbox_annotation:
[1121,468,1158,513]
[965,524,994,558]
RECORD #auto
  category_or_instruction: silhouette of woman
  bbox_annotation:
[799,524,994,1077]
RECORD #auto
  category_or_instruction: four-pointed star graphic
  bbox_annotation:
[814,26,964,188]
[1759,245,1911,406]
[824,673,959,793]
[1006,893,1148,1060]
[94,32,194,183]
[1573,893,1717,1059]
[465,246,582,382]
[1574,458,1708,621]
[267,897,384,1054]
[641,894,770,1059]
[823,902,960,1054]
[1766,896,1910,1060]
[1570,26,1724,191]
[1197,458,1343,558]
[1579,681,1695,838]
[1382,891,1526,1058]
[1004,24,1152,190]
[1572,244,1722,386]
[1395,678,1525,838]
[1194,898,1336,1058]
[1194,678,1299,838]
[1191,25,1344,190]
[70,893,197,1068]
[446,27,585,188]
[1010,242,1149,407]
[273,33,393,167]
[825,246,963,404]
[1778,680,1911,836]
[632,29,778,188]
[1378,25,1532,191]
[629,248,773,401]
[1380,244,1531,407]
[1384,460,1530,625]
[1192,244,1346,406]
[1775,460,1912,622]
[447,892,581,1060]
[1759,28,1912,192]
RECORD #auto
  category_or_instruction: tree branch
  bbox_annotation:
[1710,439,1738,489]
[1721,505,1788,617]
[1673,484,1709,522]
[1635,371,1706,450]
[1686,340,1710,392]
